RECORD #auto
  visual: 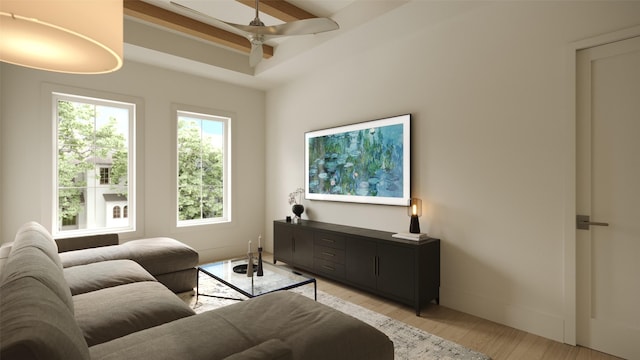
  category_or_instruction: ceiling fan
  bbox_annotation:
[170,0,339,67]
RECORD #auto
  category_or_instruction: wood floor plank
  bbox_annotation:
[502,332,548,360]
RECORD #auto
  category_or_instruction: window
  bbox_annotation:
[176,109,230,226]
[54,93,134,234]
[123,205,128,218]
[100,167,110,185]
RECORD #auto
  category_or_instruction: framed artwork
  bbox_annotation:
[305,114,411,206]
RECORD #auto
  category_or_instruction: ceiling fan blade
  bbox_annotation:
[169,1,246,35]
[227,18,339,37]
[270,18,340,36]
[249,42,264,67]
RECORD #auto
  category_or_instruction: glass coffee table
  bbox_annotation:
[196,258,317,302]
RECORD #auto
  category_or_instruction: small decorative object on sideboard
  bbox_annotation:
[408,197,422,233]
[392,232,430,241]
[289,187,305,223]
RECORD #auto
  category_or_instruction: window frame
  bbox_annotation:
[51,91,138,237]
[99,167,111,185]
[174,105,232,228]
[113,206,121,218]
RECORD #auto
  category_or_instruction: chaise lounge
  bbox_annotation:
[55,232,199,293]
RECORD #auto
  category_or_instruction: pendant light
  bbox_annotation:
[0,0,123,74]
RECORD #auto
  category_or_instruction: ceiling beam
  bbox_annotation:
[123,0,274,58]
[235,0,316,22]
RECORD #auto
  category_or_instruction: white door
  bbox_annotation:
[576,35,640,360]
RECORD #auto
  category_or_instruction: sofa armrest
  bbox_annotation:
[56,234,119,253]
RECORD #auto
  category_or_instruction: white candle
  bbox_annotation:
[258,235,262,248]
[248,240,251,253]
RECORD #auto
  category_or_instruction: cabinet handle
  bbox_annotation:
[322,265,335,271]
[321,252,335,257]
[321,238,335,243]
[373,257,377,276]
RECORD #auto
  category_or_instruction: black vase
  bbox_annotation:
[292,204,304,218]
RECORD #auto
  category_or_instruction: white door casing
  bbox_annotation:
[576,35,640,360]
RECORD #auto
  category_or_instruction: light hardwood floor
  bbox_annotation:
[262,253,621,360]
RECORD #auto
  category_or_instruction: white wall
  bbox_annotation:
[265,1,640,343]
[0,60,266,263]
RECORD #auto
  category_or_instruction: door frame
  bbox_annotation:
[563,24,640,346]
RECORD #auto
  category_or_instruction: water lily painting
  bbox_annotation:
[305,114,411,206]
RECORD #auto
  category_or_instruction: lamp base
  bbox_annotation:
[409,215,421,234]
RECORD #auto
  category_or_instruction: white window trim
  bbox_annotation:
[172,104,232,228]
[43,84,145,240]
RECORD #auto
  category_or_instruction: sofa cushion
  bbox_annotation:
[74,281,195,346]
[64,259,156,295]
[10,221,62,269]
[89,306,260,360]
[120,238,198,275]
[154,267,197,293]
[210,291,394,360]
[223,339,293,360]
[0,277,90,360]
[89,291,393,360]
[59,237,198,276]
[1,246,75,313]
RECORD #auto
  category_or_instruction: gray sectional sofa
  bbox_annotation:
[0,222,394,360]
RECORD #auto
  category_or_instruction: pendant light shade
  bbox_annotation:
[0,0,123,74]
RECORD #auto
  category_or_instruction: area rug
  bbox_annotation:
[180,273,490,360]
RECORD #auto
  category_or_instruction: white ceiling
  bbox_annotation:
[123,0,409,90]
[147,0,353,27]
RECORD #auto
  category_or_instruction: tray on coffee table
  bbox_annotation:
[196,258,317,302]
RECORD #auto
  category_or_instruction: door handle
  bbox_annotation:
[577,215,609,230]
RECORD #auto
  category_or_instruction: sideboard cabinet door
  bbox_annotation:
[274,223,293,264]
[346,238,415,303]
[273,222,314,271]
[292,228,314,271]
[345,236,378,290]
[377,242,415,303]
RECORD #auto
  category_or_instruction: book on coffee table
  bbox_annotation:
[392,232,429,241]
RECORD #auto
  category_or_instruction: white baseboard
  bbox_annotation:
[440,286,565,343]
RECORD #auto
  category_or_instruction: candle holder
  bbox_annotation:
[246,251,254,277]
[257,247,264,276]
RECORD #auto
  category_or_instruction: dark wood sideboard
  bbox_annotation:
[273,220,440,316]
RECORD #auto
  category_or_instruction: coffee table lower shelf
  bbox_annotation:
[196,258,317,303]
